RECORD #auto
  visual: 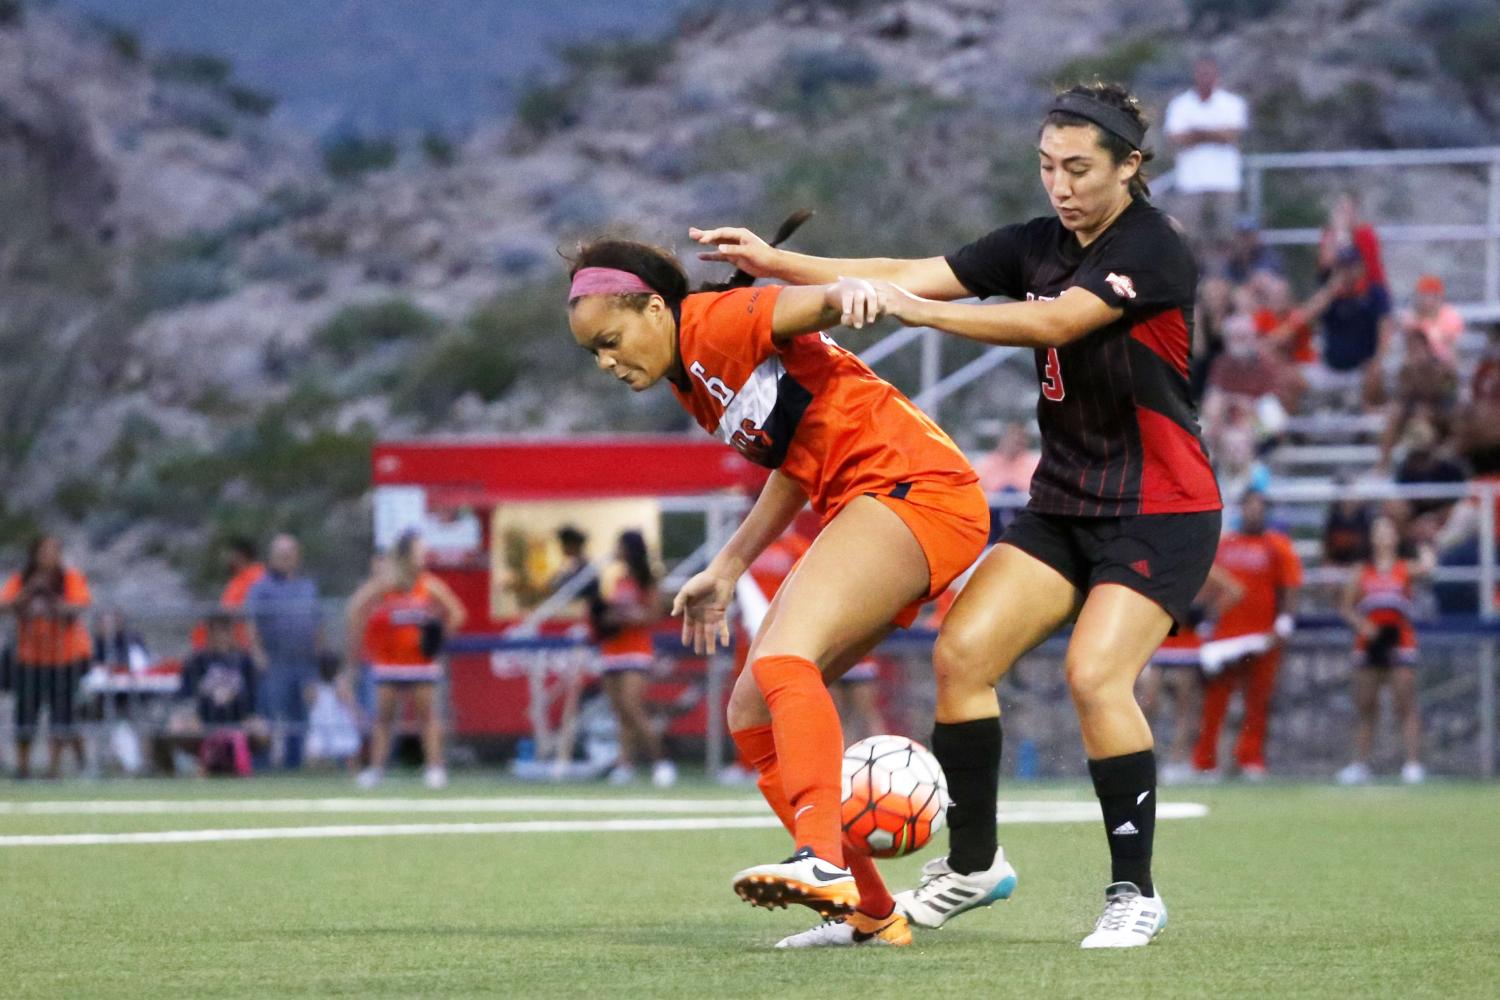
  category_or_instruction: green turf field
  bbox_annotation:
[1,776,1495,999]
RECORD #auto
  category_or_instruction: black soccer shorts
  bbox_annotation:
[1000,507,1222,632]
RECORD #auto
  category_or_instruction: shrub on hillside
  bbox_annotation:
[322,132,398,181]
[312,299,441,359]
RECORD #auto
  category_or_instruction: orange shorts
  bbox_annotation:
[866,479,990,628]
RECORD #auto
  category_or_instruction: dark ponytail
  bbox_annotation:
[1042,82,1154,199]
[696,209,815,293]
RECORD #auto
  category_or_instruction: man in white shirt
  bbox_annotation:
[1164,57,1248,255]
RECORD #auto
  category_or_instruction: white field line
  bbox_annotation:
[0,801,1208,848]
[0,797,772,816]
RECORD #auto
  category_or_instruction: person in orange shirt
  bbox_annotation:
[0,535,92,779]
[347,531,466,790]
[594,529,674,788]
[1336,515,1433,785]
[567,238,987,947]
[190,536,266,651]
[1192,491,1302,778]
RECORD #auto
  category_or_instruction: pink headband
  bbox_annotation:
[568,267,656,300]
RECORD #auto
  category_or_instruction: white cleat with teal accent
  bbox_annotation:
[892,848,1018,928]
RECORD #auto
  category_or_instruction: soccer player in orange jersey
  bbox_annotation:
[1191,491,1302,779]
[566,240,988,948]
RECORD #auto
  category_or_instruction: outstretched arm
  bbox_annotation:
[691,226,972,301]
[867,282,1122,349]
[769,278,890,343]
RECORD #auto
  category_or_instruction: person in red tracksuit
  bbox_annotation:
[1193,490,1302,779]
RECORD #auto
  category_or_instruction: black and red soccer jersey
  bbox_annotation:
[946,198,1221,517]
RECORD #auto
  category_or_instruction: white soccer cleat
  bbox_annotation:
[1401,761,1426,785]
[423,765,448,790]
[892,848,1018,929]
[1080,881,1167,949]
[606,764,636,786]
[355,767,383,790]
[1337,761,1372,785]
[775,909,912,949]
[651,760,678,788]
[732,847,859,918]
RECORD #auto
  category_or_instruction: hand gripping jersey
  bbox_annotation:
[1213,529,1303,640]
[668,287,977,518]
[364,573,443,682]
[946,198,1221,517]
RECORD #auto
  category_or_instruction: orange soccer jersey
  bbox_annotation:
[1,568,92,665]
[1213,529,1303,639]
[669,287,978,519]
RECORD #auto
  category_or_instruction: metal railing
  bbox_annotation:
[1240,146,1500,321]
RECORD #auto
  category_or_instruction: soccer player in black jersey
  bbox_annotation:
[693,82,1221,948]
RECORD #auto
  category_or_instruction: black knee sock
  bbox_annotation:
[931,718,1001,875]
[1088,749,1157,896]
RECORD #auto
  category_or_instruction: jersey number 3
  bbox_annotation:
[1041,347,1066,402]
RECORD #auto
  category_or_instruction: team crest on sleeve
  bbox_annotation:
[1105,272,1137,300]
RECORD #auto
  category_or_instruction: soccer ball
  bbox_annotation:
[840,735,948,858]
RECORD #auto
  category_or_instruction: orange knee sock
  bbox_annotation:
[750,654,845,864]
[730,723,795,831]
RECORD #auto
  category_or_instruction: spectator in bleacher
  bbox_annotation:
[975,422,1039,496]
[159,613,267,776]
[0,535,91,779]
[1375,330,1459,470]
[1164,56,1248,255]
[1336,515,1432,785]
[1317,192,1393,402]
[245,533,322,770]
[1454,326,1500,477]
[1202,313,1294,490]
[1312,247,1389,406]
[974,422,1040,539]
[1251,272,1317,368]
[1394,431,1469,547]
[1322,481,1372,567]
[1193,491,1303,780]
[1222,215,1283,284]
[92,608,150,672]
[1190,274,1234,399]
[1398,274,1465,370]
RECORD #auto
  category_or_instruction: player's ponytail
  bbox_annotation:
[696,209,814,293]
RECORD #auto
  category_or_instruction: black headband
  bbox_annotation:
[1047,92,1146,150]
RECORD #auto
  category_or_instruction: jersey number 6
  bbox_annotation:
[1041,347,1065,402]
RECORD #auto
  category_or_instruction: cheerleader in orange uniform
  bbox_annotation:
[596,530,675,788]
[348,532,466,790]
[1336,515,1433,784]
[566,240,987,946]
